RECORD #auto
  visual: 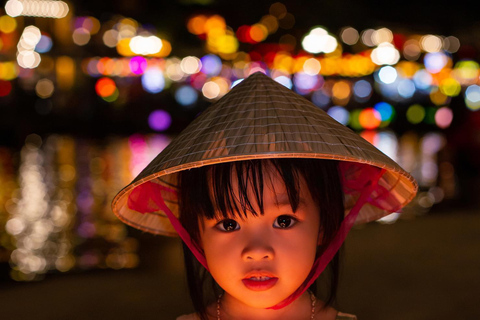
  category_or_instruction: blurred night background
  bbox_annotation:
[0,0,479,319]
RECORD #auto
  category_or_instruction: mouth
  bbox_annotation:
[242,272,278,291]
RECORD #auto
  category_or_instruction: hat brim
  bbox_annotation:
[112,72,418,236]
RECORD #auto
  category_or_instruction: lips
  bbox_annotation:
[242,271,278,291]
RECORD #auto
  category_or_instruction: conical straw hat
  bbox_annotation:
[112,72,418,236]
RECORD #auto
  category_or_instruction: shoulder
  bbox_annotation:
[336,312,358,320]
[176,313,200,320]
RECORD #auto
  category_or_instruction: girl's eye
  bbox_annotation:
[216,219,240,232]
[273,215,297,229]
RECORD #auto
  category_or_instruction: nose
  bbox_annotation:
[241,233,275,261]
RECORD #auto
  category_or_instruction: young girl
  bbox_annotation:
[112,72,417,319]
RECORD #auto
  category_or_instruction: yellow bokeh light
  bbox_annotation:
[0,15,17,33]
[332,80,351,100]
[319,57,342,76]
[454,60,479,85]
[406,104,425,124]
[439,78,461,97]
[215,34,238,54]
[56,56,75,90]
[0,61,18,80]
[116,38,135,56]
[119,18,138,29]
[396,61,421,78]
[157,39,172,57]
[273,52,294,74]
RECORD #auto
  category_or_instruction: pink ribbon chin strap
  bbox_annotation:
[268,168,386,310]
[127,182,209,270]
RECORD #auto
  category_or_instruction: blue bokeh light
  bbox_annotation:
[327,106,349,125]
[175,85,198,107]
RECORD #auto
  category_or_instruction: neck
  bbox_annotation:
[216,291,314,320]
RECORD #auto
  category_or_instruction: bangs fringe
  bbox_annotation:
[207,160,301,221]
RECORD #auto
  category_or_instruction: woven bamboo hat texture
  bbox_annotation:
[112,72,418,236]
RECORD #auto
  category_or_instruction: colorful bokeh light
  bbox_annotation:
[406,104,426,124]
[175,85,198,106]
[95,77,116,98]
[359,108,381,129]
[129,56,148,75]
[148,110,172,131]
[435,107,453,128]
[141,68,165,94]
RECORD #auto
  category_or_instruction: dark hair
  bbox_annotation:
[178,158,344,320]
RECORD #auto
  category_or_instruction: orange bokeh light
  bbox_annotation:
[187,15,207,35]
[359,108,381,129]
[95,77,116,97]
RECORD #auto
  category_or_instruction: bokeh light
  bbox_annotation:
[359,108,381,129]
[95,77,116,98]
[435,107,453,128]
[353,80,372,102]
[129,35,163,55]
[371,42,400,65]
[0,15,17,33]
[374,102,394,121]
[465,85,480,111]
[340,27,359,45]
[200,54,222,76]
[72,28,91,46]
[397,78,416,98]
[327,106,349,125]
[175,85,198,107]
[424,52,448,73]
[406,104,426,124]
[274,75,293,89]
[420,34,442,52]
[35,79,54,98]
[148,110,172,131]
[303,58,321,75]
[302,27,337,54]
[439,78,461,97]
[141,68,165,94]
[312,89,330,108]
[35,35,53,53]
[181,56,202,75]
[129,56,148,75]
[377,66,397,84]
[0,80,13,97]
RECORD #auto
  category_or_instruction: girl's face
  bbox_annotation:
[199,167,321,309]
